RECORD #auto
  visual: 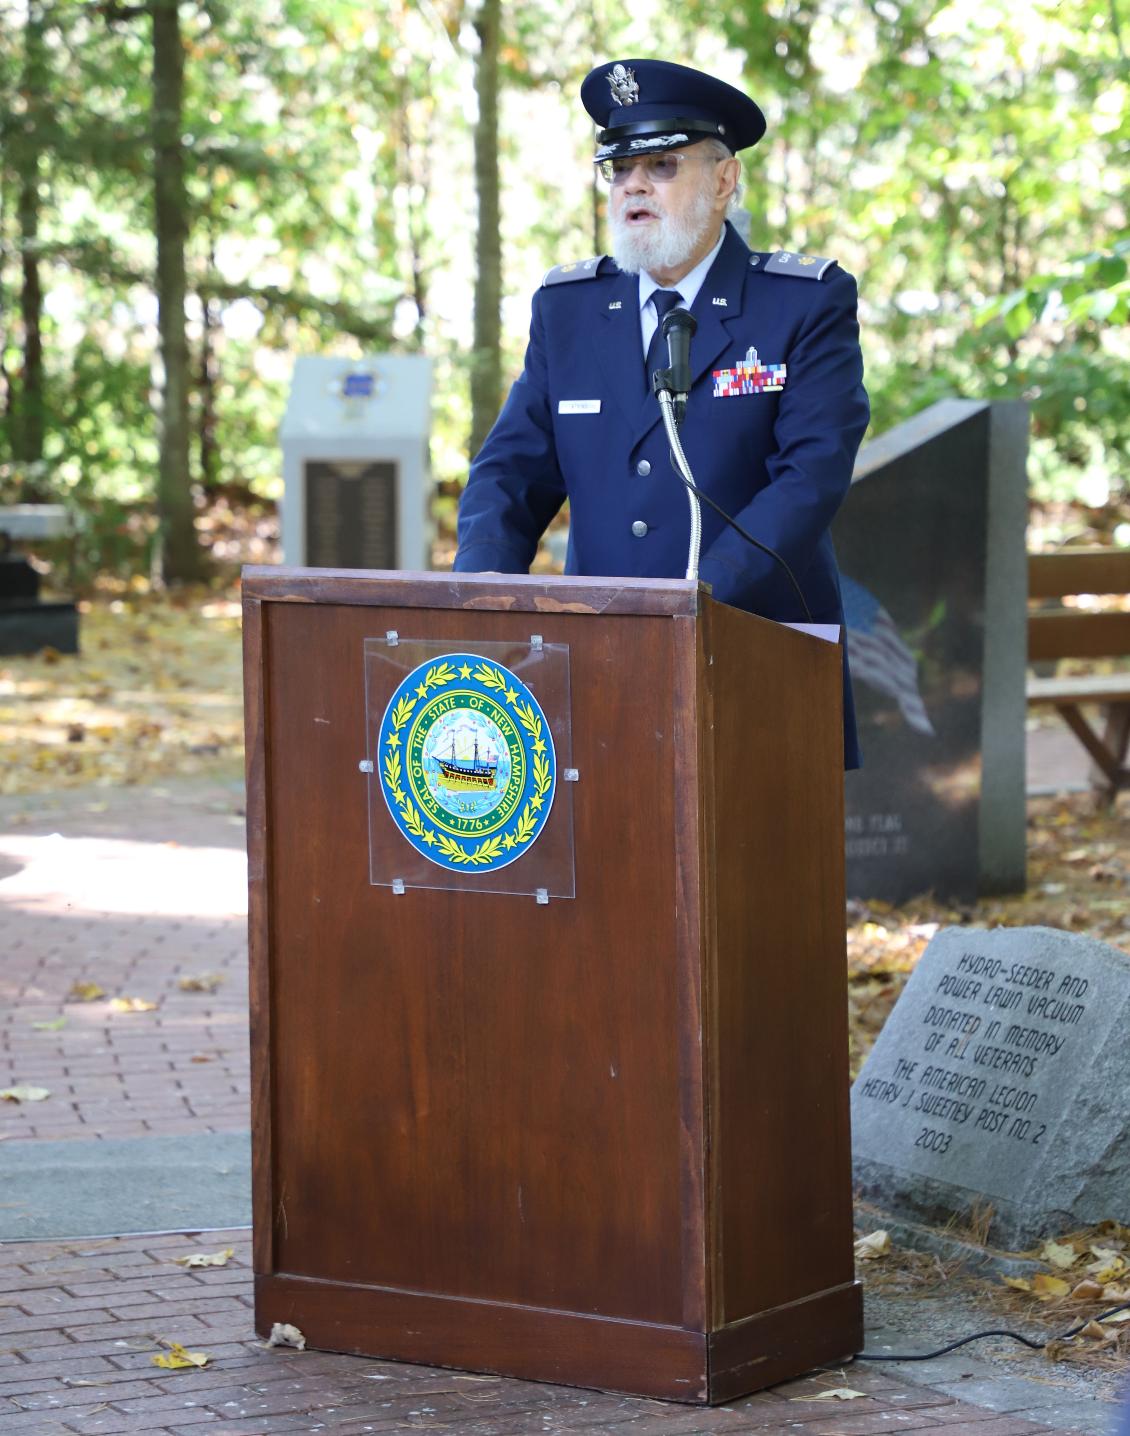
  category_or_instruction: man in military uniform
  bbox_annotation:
[453,58,869,766]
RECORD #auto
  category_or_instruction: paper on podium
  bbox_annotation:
[783,622,841,644]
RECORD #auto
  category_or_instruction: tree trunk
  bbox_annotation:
[14,0,48,485]
[197,231,219,490]
[151,0,204,582]
[468,0,502,460]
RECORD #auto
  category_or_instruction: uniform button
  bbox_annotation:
[636,460,651,476]
[631,520,649,538]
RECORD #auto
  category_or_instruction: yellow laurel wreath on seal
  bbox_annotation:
[382,660,553,866]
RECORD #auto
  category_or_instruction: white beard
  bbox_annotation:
[609,178,717,277]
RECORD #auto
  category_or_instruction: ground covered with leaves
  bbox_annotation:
[847,795,1130,1075]
[0,587,244,794]
[857,1220,1130,1393]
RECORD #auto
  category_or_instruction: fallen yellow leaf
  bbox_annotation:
[266,1322,306,1350]
[854,1230,891,1261]
[109,997,157,1013]
[1041,1240,1078,1270]
[1104,1307,1130,1324]
[1032,1273,1071,1298]
[178,974,224,993]
[792,1388,868,1402]
[0,1085,50,1103]
[174,1248,233,1269]
[152,1342,209,1370]
[67,982,105,1002]
[1070,1279,1104,1301]
[1003,1276,1032,1291]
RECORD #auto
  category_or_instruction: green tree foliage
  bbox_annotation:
[0,0,1125,584]
[698,0,1128,517]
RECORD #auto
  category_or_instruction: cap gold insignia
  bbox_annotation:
[607,64,639,106]
[799,256,816,266]
[561,263,576,273]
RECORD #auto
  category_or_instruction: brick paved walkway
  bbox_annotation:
[0,1230,1070,1436]
[0,779,1092,1433]
[0,781,248,1143]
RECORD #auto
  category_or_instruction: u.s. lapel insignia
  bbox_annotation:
[712,345,787,397]
[378,654,556,872]
[608,300,622,310]
[711,296,728,306]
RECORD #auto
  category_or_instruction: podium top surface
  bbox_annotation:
[242,567,704,618]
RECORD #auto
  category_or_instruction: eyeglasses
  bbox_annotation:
[598,152,715,185]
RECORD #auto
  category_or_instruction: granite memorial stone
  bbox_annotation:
[833,399,1028,904]
[852,925,1130,1249]
[280,355,432,571]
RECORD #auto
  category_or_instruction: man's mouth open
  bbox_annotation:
[625,206,660,224]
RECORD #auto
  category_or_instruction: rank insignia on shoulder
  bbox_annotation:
[542,257,604,287]
[763,251,838,280]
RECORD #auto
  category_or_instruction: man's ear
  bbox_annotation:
[717,157,740,205]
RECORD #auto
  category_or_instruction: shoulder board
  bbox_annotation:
[542,257,605,287]
[751,251,838,280]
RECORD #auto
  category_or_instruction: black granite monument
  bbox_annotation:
[833,399,1028,904]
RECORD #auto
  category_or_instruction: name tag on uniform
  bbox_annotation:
[558,399,601,415]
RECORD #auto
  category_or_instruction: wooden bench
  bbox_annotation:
[1028,548,1130,802]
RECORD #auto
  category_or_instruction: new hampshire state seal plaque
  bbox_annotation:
[377,653,557,872]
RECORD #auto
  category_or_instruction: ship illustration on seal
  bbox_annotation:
[436,732,498,792]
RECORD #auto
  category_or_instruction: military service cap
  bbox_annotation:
[580,58,766,162]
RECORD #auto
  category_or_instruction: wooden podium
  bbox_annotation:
[242,567,860,1404]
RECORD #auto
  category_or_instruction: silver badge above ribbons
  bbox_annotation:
[606,63,639,106]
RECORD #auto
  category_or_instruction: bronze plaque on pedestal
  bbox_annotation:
[303,460,398,569]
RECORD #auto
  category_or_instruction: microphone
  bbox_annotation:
[652,306,697,425]
[662,306,696,391]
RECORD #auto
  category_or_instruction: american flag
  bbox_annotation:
[841,575,936,737]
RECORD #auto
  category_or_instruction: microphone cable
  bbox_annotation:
[652,305,814,624]
[657,421,814,624]
[855,1298,1130,1362]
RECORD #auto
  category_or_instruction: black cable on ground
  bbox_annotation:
[855,1300,1130,1361]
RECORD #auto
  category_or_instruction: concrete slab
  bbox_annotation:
[0,1131,250,1240]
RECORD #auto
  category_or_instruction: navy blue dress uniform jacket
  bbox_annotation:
[454,220,869,767]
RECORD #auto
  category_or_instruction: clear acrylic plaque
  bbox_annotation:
[363,636,575,898]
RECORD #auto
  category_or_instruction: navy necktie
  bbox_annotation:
[645,288,685,384]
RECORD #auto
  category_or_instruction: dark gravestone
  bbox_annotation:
[303,460,398,570]
[833,399,1028,904]
[0,508,78,656]
[851,925,1130,1249]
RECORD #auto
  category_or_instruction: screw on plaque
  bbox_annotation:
[358,760,374,773]
[535,888,549,905]
[386,630,399,646]
[530,634,543,651]
[564,768,579,782]
[392,878,405,895]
